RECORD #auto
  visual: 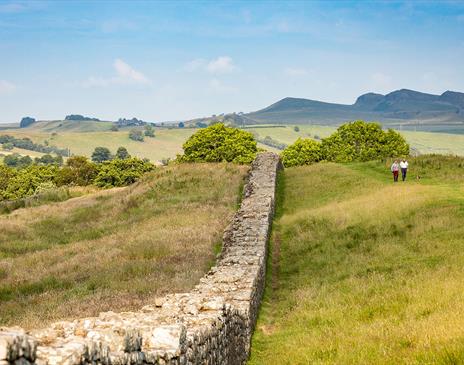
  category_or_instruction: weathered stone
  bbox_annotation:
[0,153,281,365]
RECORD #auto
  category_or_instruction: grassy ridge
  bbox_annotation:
[250,158,464,364]
[0,163,247,328]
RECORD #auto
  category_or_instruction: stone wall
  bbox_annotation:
[0,152,282,365]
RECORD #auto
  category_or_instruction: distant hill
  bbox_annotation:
[245,89,464,132]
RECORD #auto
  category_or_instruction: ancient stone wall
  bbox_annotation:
[0,152,282,365]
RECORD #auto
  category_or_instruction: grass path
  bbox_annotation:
[249,159,464,364]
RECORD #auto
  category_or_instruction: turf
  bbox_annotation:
[249,156,464,365]
[0,163,248,328]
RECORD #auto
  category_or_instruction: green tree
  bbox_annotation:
[144,125,155,137]
[321,121,409,162]
[56,156,98,186]
[0,165,16,200]
[91,147,112,163]
[4,165,59,200]
[179,123,257,164]
[281,138,322,167]
[129,129,144,142]
[93,158,154,188]
[115,146,130,159]
[294,126,300,132]
[178,122,185,128]
[2,142,13,151]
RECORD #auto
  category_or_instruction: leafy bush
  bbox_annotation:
[3,165,59,200]
[321,121,409,162]
[3,154,33,168]
[93,158,155,188]
[144,125,155,137]
[115,146,130,159]
[179,123,257,164]
[294,126,300,132]
[281,138,322,167]
[129,129,144,142]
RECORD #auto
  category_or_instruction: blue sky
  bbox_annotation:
[0,0,463,123]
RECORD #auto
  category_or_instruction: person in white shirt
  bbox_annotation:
[400,159,408,181]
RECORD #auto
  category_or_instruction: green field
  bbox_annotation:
[249,156,464,364]
[2,122,464,164]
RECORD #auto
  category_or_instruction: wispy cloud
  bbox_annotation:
[83,59,150,87]
[0,80,16,94]
[183,56,238,74]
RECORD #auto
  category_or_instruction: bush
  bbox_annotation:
[144,125,155,137]
[129,129,144,142]
[281,138,322,167]
[3,165,59,200]
[93,158,155,188]
[321,121,409,162]
[179,123,258,164]
[294,126,300,132]
[115,147,130,159]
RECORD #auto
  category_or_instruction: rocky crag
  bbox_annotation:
[0,152,282,365]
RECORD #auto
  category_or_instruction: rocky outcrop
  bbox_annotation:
[0,152,282,365]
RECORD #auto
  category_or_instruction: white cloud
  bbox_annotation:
[183,58,207,72]
[83,59,150,88]
[207,56,237,74]
[284,67,310,77]
[0,80,16,94]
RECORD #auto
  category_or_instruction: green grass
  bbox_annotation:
[0,163,248,328]
[249,156,464,364]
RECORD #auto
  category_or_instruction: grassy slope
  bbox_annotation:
[250,158,464,364]
[0,163,247,328]
[4,127,196,162]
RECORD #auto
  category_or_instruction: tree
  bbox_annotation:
[93,158,154,188]
[91,147,112,163]
[144,125,155,137]
[116,146,130,159]
[281,138,322,167]
[129,129,144,142]
[178,122,185,128]
[179,123,258,164]
[2,142,13,151]
[110,124,119,131]
[56,156,98,186]
[0,165,16,200]
[20,117,36,128]
[3,154,21,167]
[321,121,409,162]
[294,126,300,132]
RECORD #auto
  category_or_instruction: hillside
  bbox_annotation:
[250,156,464,364]
[245,89,464,132]
[0,163,247,328]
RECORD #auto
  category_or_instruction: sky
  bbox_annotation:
[0,0,463,123]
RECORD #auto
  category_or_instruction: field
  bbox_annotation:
[250,156,464,364]
[0,162,247,328]
[2,122,464,163]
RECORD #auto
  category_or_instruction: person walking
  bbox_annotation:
[400,159,409,181]
[391,160,399,182]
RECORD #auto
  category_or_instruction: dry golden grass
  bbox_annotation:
[0,163,247,328]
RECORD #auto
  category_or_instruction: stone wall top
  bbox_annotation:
[0,152,282,365]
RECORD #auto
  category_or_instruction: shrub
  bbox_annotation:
[144,125,155,137]
[179,123,258,164]
[129,129,144,142]
[93,158,155,188]
[321,121,409,162]
[294,126,300,132]
[3,165,59,200]
[281,138,322,167]
[115,147,130,159]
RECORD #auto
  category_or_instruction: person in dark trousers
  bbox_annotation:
[391,160,399,182]
[400,159,408,181]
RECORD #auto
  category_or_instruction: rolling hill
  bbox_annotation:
[245,89,464,133]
